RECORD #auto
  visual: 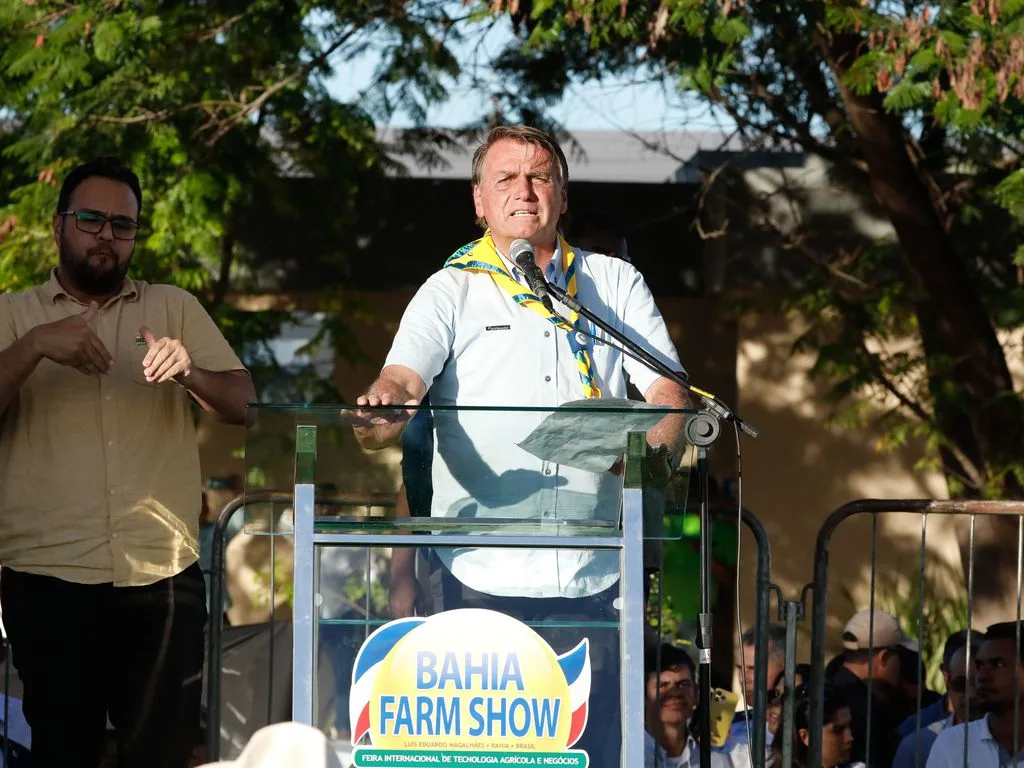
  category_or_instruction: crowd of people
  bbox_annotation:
[643,611,1024,768]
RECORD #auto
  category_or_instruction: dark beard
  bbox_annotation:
[59,240,131,296]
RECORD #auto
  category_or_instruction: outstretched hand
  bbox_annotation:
[346,389,420,427]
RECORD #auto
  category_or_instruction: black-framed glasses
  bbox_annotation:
[59,209,139,240]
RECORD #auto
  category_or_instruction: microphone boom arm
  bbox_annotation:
[545,281,759,439]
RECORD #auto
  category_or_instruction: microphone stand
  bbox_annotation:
[544,280,759,768]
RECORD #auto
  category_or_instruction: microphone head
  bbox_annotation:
[509,239,536,271]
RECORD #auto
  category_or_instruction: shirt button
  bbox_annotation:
[105,395,113,402]
[544,375,551,382]
[107,439,115,447]
[109,488,116,495]
[544,331,551,338]
[111,532,119,539]
[544,468,552,476]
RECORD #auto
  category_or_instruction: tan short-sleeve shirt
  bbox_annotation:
[0,271,247,586]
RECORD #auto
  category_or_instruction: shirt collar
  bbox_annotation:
[931,713,956,734]
[498,239,566,290]
[43,268,139,305]
[979,714,995,742]
[644,729,697,765]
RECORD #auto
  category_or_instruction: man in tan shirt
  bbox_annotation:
[0,157,256,768]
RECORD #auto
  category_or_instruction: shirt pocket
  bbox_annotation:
[128,337,156,387]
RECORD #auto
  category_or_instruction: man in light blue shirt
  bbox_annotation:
[894,643,974,768]
[356,125,690,768]
[897,630,981,741]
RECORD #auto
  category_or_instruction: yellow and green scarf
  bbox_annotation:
[445,231,601,398]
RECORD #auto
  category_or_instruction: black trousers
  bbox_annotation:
[430,559,622,768]
[0,564,207,768]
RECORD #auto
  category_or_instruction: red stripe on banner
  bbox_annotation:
[353,705,370,744]
[567,702,588,747]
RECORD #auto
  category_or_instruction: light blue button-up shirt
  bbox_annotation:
[384,241,682,598]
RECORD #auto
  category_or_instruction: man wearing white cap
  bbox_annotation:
[828,609,918,768]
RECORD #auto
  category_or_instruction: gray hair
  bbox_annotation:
[742,624,787,660]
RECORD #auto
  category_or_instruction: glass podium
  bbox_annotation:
[244,403,695,768]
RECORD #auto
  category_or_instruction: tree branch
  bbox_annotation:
[196,12,248,43]
[202,28,362,146]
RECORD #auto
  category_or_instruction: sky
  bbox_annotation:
[323,14,731,134]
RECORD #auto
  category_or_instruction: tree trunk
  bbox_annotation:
[214,230,236,306]
[823,30,1024,620]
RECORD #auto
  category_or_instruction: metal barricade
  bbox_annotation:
[733,505,774,768]
[805,499,1024,768]
[647,499,775,768]
[205,490,396,761]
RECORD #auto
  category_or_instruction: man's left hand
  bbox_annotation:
[140,326,192,383]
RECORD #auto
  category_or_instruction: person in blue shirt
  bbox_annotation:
[716,624,788,760]
[896,629,981,739]
[892,641,977,768]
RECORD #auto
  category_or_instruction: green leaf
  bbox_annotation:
[92,20,124,64]
[711,15,751,45]
[139,16,162,35]
[882,79,933,112]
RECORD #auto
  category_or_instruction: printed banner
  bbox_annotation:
[349,609,591,766]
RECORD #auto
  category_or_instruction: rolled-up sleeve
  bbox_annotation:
[180,292,246,372]
[383,270,457,389]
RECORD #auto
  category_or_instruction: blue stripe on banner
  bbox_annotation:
[352,620,425,679]
[558,639,590,682]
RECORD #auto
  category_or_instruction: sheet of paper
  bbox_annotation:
[516,398,668,472]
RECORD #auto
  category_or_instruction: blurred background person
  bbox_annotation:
[896,630,981,739]
[828,609,915,767]
[772,685,861,768]
[717,625,788,765]
[645,642,733,767]
[893,638,979,768]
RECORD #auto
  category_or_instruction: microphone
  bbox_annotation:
[509,239,554,312]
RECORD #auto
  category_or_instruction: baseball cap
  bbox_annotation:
[199,723,343,768]
[842,610,919,652]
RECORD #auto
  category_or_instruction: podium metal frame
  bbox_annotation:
[290,426,650,767]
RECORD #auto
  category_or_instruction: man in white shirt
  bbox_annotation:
[355,124,690,768]
[926,622,1024,768]
[645,643,732,768]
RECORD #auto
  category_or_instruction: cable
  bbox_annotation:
[555,304,754,767]
[732,420,755,768]
[549,313,690,398]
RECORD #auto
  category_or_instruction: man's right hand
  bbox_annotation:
[346,366,426,448]
[350,388,420,426]
[27,301,112,376]
[389,571,423,618]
